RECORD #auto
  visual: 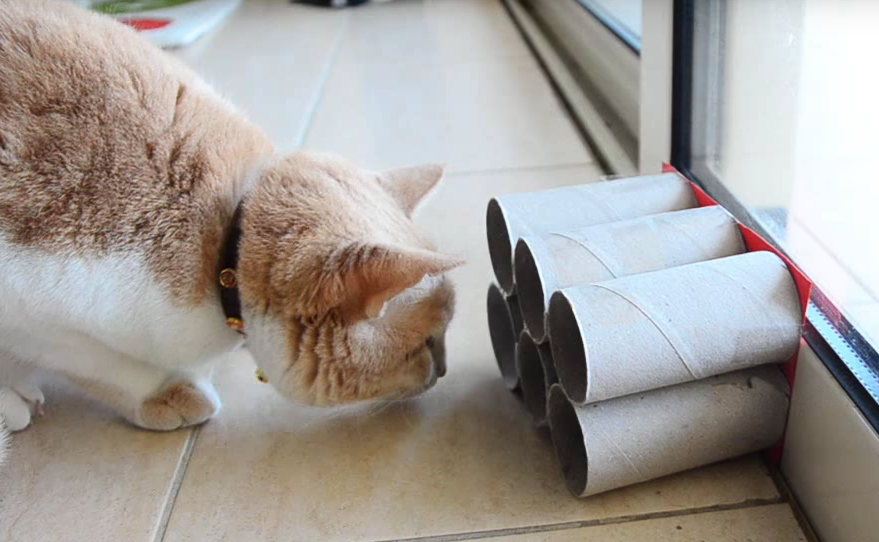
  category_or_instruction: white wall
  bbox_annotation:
[782,347,879,542]
[638,0,673,173]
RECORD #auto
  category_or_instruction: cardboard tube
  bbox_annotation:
[487,173,696,294]
[547,366,790,497]
[549,252,802,404]
[516,332,556,425]
[487,284,524,391]
[515,206,746,342]
[538,339,558,388]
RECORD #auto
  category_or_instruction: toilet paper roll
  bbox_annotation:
[547,366,790,497]
[539,339,558,388]
[515,206,745,342]
[549,251,802,405]
[516,333,557,426]
[487,284,524,391]
[487,173,696,294]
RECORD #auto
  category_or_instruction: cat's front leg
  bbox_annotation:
[74,367,222,431]
[0,357,45,432]
[44,338,221,431]
[135,375,221,431]
[0,384,44,431]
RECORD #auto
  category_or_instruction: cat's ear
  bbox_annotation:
[380,164,444,216]
[328,243,462,320]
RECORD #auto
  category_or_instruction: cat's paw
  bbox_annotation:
[0,384,45,432]
[134,379,221,431]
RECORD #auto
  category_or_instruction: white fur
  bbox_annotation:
[0,387,34,431]
[0,235,243,456]
[240,309,290,388]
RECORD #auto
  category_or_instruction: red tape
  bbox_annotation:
[118,18,171,31]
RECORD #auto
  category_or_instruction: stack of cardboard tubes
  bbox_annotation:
[486,173,802,497]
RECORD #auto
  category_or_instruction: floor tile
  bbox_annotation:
[302,58,592,173]
[0,383,189,542]
[334,0,531,68]
[174,1,349,152]
[162,167,780,542]
[481,504,806,541]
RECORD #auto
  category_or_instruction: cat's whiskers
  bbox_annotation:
[364,399,397,419]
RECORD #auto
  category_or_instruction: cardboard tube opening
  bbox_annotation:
[513,239,549,342]
[537,341,558,387]
[507,295,524,339]
[517,333,548,424]
[487,199,515,293]
[547,292,588,403]
[487,284,518,390]
[547,385,588,495]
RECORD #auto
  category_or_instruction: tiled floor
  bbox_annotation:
[0,1,811,541]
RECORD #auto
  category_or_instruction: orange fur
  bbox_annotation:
[0,0,273,304]
[239,153,461,404]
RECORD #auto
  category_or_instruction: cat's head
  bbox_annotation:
[237,152,462,406]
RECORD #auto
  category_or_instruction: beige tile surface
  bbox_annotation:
[481,504,806,541]
[162,167,781,542]
[334,0,531,67]
[0,384,190,542]
[174,1,349,153]
[302,57,592,172]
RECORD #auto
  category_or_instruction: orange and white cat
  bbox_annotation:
[0,0,461,462]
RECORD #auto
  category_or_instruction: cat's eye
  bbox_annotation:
[425,337,436,349]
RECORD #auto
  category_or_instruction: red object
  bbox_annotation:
[118,18,171,31]
[686,181,719,209]
[661,162,812,465]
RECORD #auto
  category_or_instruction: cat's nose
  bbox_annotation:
[429,339,447,378]
[435,356,447,378]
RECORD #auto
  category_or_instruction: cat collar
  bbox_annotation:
[218,205,245,334]
[218,205,271,385]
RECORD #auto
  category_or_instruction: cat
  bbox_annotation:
[0,0,461,457]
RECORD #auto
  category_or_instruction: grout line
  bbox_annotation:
[764,461,822,542]
[293,12,351,148]
[150,426,201,542]
[372,497,787,542]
